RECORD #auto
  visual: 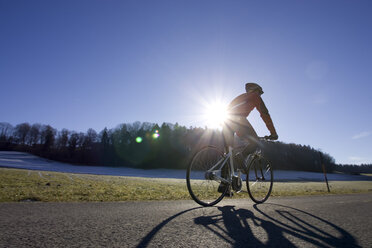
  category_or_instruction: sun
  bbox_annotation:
[203,101,229,129]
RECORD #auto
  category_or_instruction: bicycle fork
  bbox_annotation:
[253,158,266,181]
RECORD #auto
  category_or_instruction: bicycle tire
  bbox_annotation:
[186,146,229,206]
[246,155,273,204]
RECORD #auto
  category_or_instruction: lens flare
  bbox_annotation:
[136,137,143,143]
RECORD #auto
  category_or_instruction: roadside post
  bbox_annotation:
[319,152,331,192]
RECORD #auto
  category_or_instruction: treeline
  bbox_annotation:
[1,121,370,173]
[333,164,372,174]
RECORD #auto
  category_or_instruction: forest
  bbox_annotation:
[1,121,371,173]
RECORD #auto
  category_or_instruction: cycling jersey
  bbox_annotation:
[227,91,276,135]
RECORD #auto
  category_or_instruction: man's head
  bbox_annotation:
[245,82,264,95]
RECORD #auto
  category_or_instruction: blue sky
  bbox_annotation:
[1,0,371,165]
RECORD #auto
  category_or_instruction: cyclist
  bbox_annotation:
[219,82,278,193]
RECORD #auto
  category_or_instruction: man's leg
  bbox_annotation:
[219,120,236,193]
[222,119,235,153]
[236,117,259,157]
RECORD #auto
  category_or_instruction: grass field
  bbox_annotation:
[1,167,372,202]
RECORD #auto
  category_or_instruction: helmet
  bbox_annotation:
[245,82,264,95]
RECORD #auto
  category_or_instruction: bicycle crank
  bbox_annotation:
[232,175,242,192]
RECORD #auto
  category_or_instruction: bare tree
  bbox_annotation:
[0,122,14,142]
[56,129,69,149]
[40,125,56,150]
[77,132,85,148]
[68,132,79,153]
[15,123,31,145]
[84,128,97,149]
[86,128,97,142]
[29,124,41,145]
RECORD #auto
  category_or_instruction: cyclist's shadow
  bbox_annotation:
[194,205,360,248]
[194,205,294,247]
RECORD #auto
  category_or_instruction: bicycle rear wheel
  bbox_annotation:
[186,146,229,206]
[246,156,273,204]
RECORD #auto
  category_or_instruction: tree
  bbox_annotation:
[0,122,13,142]
[29,124,41,145]
[84,128,97,149]
[40,125,56,151]
[100,127,111,165]
[56,129,69,149]
[76,132,85,148]
[68,132,79,154]
[100,128,109,147]
[14,123,31,145]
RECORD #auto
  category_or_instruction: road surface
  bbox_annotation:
[1,193,371,247]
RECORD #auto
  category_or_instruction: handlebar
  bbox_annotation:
[258,136,278,141]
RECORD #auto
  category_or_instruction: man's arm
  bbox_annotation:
[256,97,278,139]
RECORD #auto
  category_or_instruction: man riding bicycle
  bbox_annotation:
[219,82,278,193]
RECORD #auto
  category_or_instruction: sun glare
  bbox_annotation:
[203,101,228,129]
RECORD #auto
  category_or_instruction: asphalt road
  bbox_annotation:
[1,193,371,247]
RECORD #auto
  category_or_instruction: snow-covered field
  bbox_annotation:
[0,151,370,181]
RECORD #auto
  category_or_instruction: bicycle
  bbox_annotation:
[186,137,273,206]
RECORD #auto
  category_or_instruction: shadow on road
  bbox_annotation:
[195,204,360,247]
[136,207,202,248]
[137,204,360,248]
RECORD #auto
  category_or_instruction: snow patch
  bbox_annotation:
[0,151,370,181]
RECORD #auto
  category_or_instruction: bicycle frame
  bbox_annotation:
[206,145,266,184]
[205,147,237,185]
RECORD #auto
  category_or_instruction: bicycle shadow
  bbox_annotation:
[194,204,361,247]
[136,204,360,248]
[136,206,202,248]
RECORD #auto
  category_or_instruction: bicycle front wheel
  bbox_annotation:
[186,146,229,206]
[246,156,273,204]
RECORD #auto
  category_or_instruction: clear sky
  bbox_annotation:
[1,0,371,165]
